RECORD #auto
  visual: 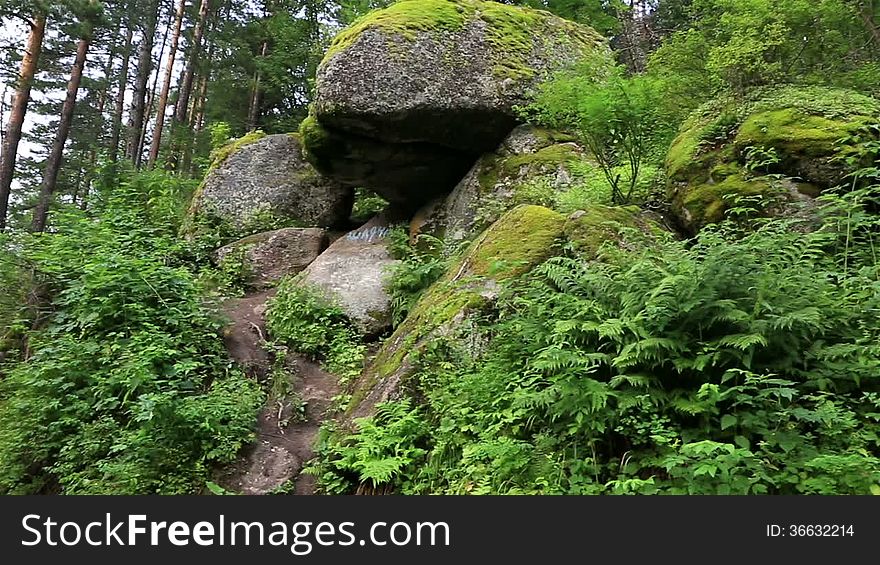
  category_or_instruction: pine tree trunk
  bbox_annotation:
[858,1,880,48]
[32,36,91,232]
[168,0,211,172]
[247,40,268,131]
[0,13,46,231]
[138,7,173,165]
[175,0,210,125]
[109,26,134,163]
[126,0,160,167]
[148,0,185,168]
[80,44,118,211]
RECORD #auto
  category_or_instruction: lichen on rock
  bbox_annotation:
[411,125,600,251]
[215,228,328,290]
[296,213,402,336]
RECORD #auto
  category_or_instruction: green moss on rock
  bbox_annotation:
[461,204,565,279]
[348,205,566,416]
[734,108,870,159]
[563,205,665,259]
[323,0,604,80]
[208,130,267,171]
[666,86,880,232]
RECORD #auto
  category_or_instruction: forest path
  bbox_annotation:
[215,289,338,495]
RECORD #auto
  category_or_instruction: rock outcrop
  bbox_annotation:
[297,214,401,336]
[187,133,353,234]
[302,0,612,206]
[410,125,596,249]
[666,86,880,233]
[348,204,567,419]
[216,228,327,289]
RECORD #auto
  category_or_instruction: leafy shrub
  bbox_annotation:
[266,276,365,383]
[526,63,676,205]
[317,210,880,494]
[0,174,263,494]
[351,188,388,223]
[385,229,450,326]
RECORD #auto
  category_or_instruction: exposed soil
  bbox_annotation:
[221,288,276,381]
[215,291,339,495]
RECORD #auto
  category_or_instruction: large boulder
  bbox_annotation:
[216,228,327,290]
[666,86,880,233]
[303,0,612,206]
[348,204,567,419]
[410,125,598,249]
[297,214,401,336]
[187,133,353,235]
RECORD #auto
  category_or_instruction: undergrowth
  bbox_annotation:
[312,150,880,494]
[0,170,264,494]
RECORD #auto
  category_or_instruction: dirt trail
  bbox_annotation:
[216,291,339,495]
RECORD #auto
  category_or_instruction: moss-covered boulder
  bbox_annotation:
[666,86,880,233]
[410,125,598,248]
[564,205,669,259]
[305,0,611,205]
[348,204,566,419]
[187,133,353,235]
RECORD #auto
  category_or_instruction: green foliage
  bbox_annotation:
[308,399,429,493]
[266,276,365,384]
[385,228,450,326]
[647,0,877,110]
[527,63,676,205]
[317,195,880,493]
[351,188,388,223]
[0,171,263,494]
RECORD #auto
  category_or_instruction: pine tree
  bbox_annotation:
[0,6,46,230]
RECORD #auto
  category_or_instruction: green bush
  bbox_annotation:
[317,207,880,493]
[0,172,263,494]
[266,277,365,383]
[385,229,450,326]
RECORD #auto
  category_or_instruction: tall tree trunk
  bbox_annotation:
[246,40,268,131]
[148,0,185,168]
[109,26,134,163]
[182,72,209,175]
[32,36,91,232]
[169,0,211,172]
[126,0,160,167]
[0,13,46,231]
[174,0,210,125]
[194,71,209,133]
[138,6,173,165]
[80,45,117,211]
[858,1,880,48]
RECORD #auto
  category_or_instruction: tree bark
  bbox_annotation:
[168,0,211,172]
[858,1,880,48]
[125,0,160,167]
[174,0,210,126]
[32,36,91,232]
[109,26,134,163]
[148,0,185,168]
[246,40,269,131]
[0,13,46,231]
[79,43,118,211]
